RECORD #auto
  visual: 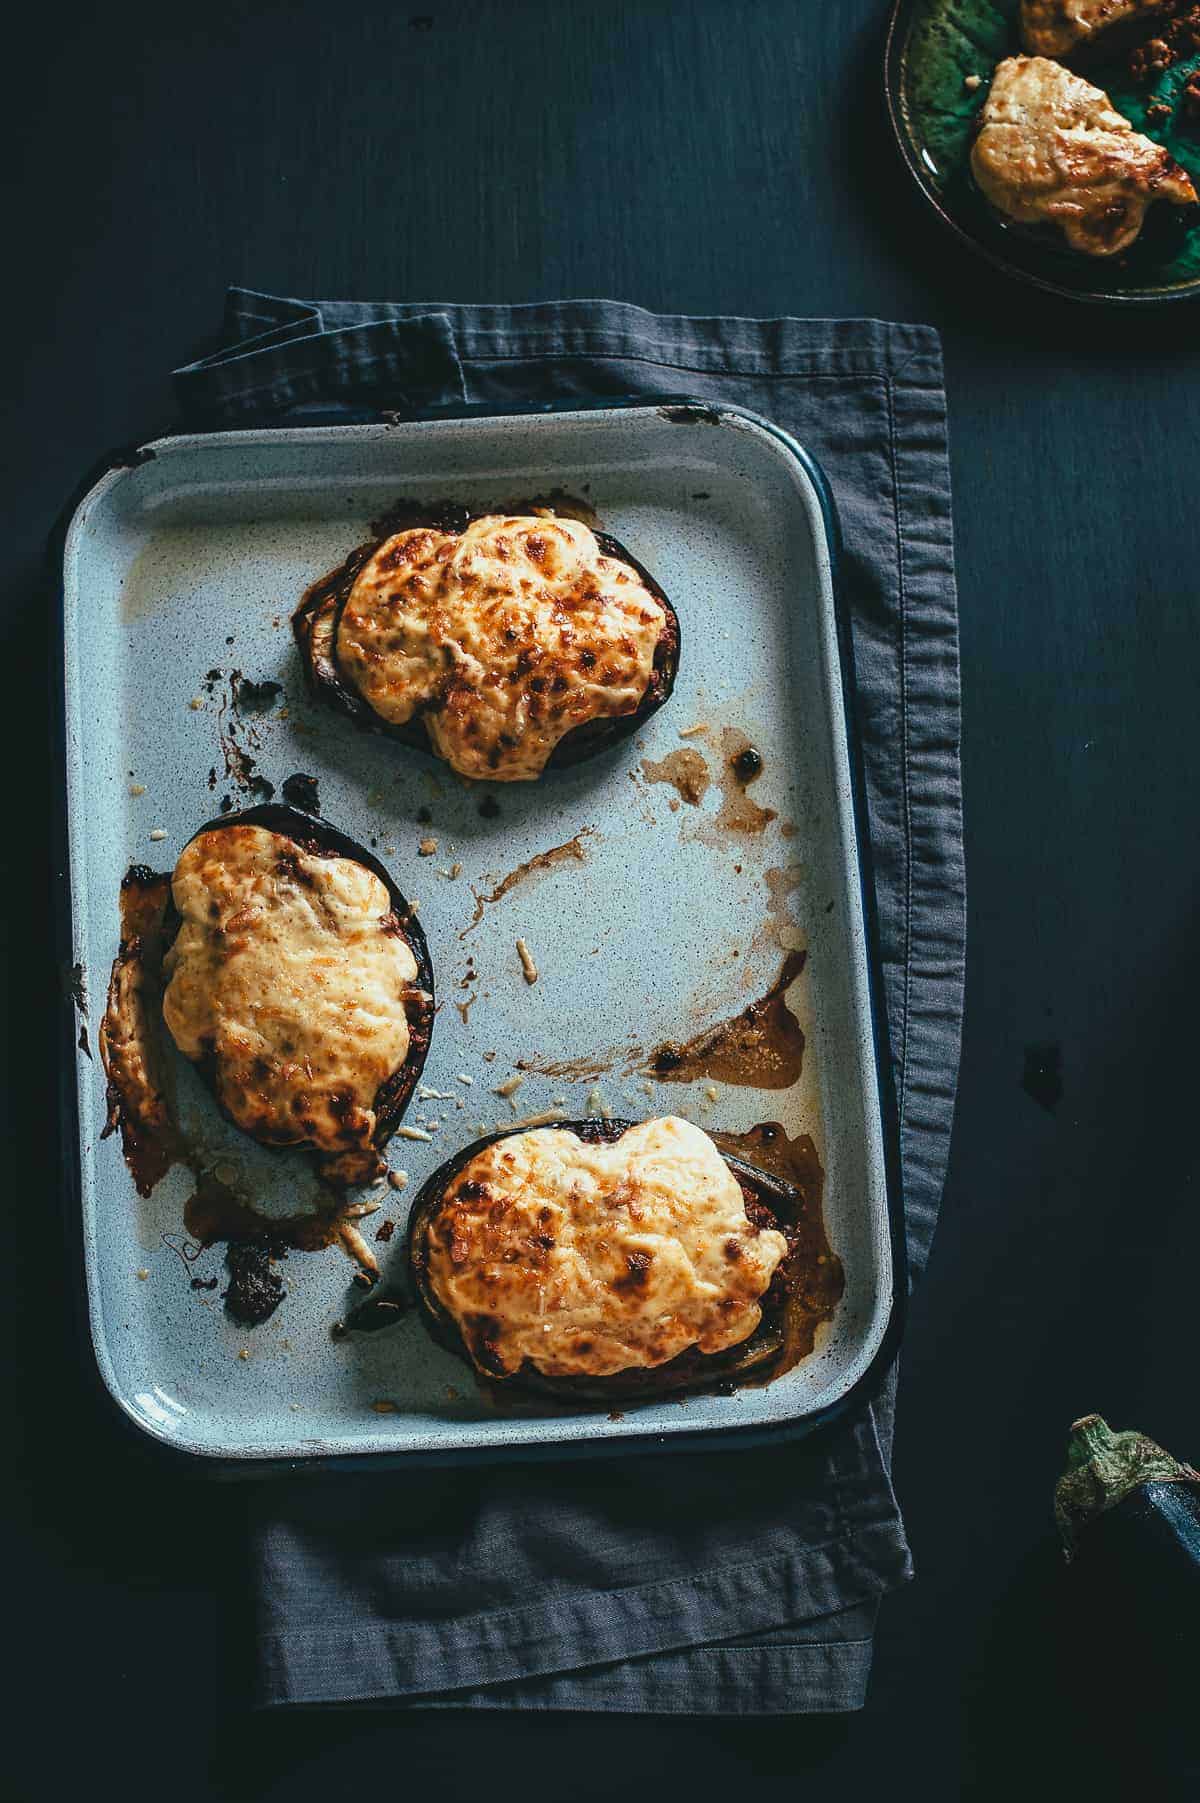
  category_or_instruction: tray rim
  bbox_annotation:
[53,394,907,1477]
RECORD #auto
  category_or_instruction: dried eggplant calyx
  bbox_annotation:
[1055,1413,1200,1558]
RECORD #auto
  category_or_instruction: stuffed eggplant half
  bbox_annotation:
[293,511,680,782]
[408,1116,811,1402]
[103,803,434,1189]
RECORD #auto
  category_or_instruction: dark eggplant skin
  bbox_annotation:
[1053,1416,1200,1791]
[168,801,435,1172]
[406,1117,802,1403]
[292,520,681,776]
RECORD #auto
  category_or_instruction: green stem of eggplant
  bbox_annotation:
[1054,1414,1199,1558]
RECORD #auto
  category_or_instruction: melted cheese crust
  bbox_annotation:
[335,514,668,782]
[1020,0,1166,56]
[971,57,1197,257]
[162,827,417,1170]
[424,1117,789,1379]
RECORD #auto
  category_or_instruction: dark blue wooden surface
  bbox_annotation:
[5,2,1199,1796]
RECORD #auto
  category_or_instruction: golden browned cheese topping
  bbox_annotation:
[335,514,668,781]
[162,827,417,1171]
[424,1117,789,1379]
[1020,0,1167,56]
[971,57,1197,257]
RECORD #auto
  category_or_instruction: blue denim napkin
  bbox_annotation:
[175,291,965,1714]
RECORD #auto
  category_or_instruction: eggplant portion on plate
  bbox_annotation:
[407,1115,820,1403]
[101,801,435,1190]
[293,511,680,782]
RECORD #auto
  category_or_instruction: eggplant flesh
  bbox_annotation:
[292,520,681,776]
[407,1118,802,1404]
[164,802,435,1182]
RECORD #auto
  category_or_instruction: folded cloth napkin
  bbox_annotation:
[174,291,965,1715]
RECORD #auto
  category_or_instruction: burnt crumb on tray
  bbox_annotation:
[223,1240,286,1327]
[235,676,284,712]
[658,404,724,426]
[368,498,472,540]
[281,772,321,813]
[69,961,89,1015]
[333,1287,409,1337]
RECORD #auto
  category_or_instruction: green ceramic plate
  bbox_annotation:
[885,0,1200,303]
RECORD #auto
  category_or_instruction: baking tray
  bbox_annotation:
[57,399,904,1471]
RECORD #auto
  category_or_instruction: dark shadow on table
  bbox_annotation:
[206,1703,856,1802]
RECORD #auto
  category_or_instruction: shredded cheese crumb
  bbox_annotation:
[238,1348,249,1361]
[129,783,146,797]
[136,1268,149,1281]
[678,722,708,738]
[419,1086,455,1100]
[189,697,205,711]
[449,862,463,879]
[456,1073,473,1086]
[516,938,539,984]
[493,1074,524,1099]
[388,1169,409,1191]
[396,1124,434,1142]
[149,829,167,842]
[964,72,982,91]
[418,837,438,856]
[705,1084,720,1102]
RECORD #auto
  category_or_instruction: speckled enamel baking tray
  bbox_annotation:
[56,400,904,1472]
